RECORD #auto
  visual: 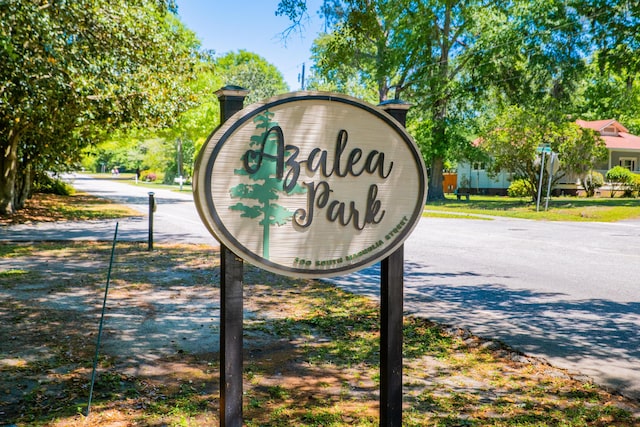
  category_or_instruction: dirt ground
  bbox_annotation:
[0,241,381,426]
[1,240,639,426]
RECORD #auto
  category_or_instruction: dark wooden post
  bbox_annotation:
[216,85,249,427]
[378,99,411,427]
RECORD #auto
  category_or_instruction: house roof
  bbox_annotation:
[576,119,628,133]
[576,119,640,151]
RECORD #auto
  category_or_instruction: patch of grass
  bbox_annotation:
[0,268,29,277]
[425,195,640,222]
[423,211,494,220]
[86,172,193,193]
[0,192,139,225]
[0,242,40,257]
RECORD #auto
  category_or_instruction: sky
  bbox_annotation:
[175,0,326,91]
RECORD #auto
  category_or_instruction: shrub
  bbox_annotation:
[140,170,162,182]
[606,166,634,197]
[32,173,75,196]
[507,179,532,198]
[581,171,604,197]
[630,173,640,198]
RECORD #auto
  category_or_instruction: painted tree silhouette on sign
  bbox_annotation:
[229,110,306,259]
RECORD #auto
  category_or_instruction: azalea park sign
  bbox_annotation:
[194,91,427,278]
[193,89,427,427]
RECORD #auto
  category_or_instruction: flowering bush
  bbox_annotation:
[507,179,532,198]
[140,170,157,182]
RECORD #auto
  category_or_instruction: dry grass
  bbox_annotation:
[0,193,139,226]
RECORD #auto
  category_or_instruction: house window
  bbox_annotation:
[472,162,486,170]
[602,126,618,136]
[619,157,637,171]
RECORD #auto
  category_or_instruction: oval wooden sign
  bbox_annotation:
[194,92,427,278]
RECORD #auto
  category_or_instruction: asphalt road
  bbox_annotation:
[4,175,639,401]
[334,213,640,401]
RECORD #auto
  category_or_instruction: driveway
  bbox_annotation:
[3,175,639,402]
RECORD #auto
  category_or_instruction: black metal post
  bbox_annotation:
[378,100,411,427]
[148,192,155,251]
[216,85,249,427]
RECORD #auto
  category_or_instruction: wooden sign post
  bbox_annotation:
[379,100,411,427]
[216,86,249,427]
[193,90,426,427]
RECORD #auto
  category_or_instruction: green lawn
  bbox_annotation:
[87,172,193,193]
[425,195,640,222]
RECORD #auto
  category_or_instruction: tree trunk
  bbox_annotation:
[425,3,452,204]
[0,131,20,215]
[427,96,448,202]
[428,156,445,201]
[14,161,33,211]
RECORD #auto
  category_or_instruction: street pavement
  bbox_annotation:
[0,174,218,245]
[2,175,639,402]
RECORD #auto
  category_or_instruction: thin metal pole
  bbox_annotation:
[536,151,546,212]
[545,153,555,211]
[87,222,119,416]
[148,192,155,251]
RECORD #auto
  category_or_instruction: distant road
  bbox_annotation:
[11,175,640,402]
[69,174,218,245]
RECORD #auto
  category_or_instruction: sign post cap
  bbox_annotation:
[216,85,250,97]
[378,99,412,110]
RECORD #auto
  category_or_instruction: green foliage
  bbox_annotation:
[606,166,634,197]
[631,173,640,197]
[292,0,604,202]
[581,171,605,197]
[83,51,289,187]
[306,32,378,104]
[606,166,634,183]
[507,179,533,199]
[479,106,607,201]
[215,50,289,104]
[578,59,640,135]
[1,0,201,214]
[31,174,75,196]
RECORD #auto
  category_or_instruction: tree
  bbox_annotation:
[577,0,640,79]
[215,50,289,104]
[0,0,200,214]
[306,33,379,104]
[577,1,640,132]
[278,0,592,201]
[229,110,306,259]
[479,106,607,201]
[579,57,640,134]
[83,50,291,183]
